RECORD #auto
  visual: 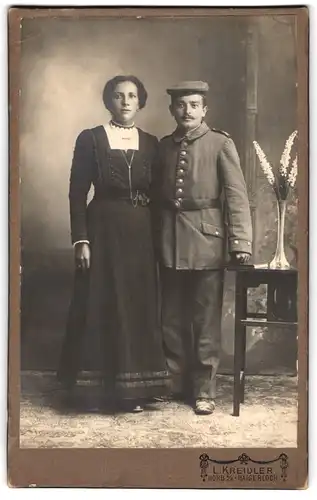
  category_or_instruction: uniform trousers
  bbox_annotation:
[160,267,224,400]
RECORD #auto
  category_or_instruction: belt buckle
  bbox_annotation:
[141,195,150,207]
[132,192,149,207]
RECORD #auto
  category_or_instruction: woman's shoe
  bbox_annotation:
[119,399,144,413]
[131,404,144,413]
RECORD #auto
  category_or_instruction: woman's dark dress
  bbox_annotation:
[57,125,170,400]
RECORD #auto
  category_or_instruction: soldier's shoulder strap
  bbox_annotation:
[211,128,231,138]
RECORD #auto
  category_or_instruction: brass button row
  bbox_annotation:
[174,144,188,208]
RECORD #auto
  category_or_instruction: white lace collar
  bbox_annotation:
[104,121,139,150]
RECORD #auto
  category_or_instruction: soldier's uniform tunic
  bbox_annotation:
[156,120,252,400]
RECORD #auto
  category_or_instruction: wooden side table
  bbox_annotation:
[228,266,298,416]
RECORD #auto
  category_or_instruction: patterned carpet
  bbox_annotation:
[19,372,298,448]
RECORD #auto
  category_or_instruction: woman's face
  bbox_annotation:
[110,81,140,125]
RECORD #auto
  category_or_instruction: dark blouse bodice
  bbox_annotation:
[69,125,159,244]
[91,126,158,194]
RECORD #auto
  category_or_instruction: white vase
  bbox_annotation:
[269,199,291,270]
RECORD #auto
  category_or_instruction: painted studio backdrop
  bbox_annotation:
[20,15,298,374]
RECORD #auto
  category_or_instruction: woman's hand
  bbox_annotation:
[75,242,91,270]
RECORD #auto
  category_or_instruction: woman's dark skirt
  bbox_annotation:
[58,199,170,400]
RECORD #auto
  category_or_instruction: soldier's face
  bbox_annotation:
[110,81,140,125]
[170,94,207,131]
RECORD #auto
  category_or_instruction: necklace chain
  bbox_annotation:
[120,149,135,169]
[120,150,138,208]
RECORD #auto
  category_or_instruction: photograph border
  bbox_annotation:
[8,6,309,489]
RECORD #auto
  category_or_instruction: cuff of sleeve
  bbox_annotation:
[73,240,90,247]
[229,238,252,254]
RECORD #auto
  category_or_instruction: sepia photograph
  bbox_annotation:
[8,6,308,489]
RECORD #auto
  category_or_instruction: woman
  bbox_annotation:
[57,75,170,412]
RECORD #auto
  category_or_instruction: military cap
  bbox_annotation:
[166,80,209,95]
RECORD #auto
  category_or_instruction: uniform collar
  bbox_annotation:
[172,121,210,143]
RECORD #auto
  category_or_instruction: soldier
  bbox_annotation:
[155,81,252,415]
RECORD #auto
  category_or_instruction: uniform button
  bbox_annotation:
[247,242,251,246]
[234,240,239,244]
[174,200,181,208]
[177,178,184,184]
[177,198,183,203]
[178,169,185,174]
[179,159,186,165]
[176,188,183,194]
[215,230,219,235]
[183,141,188,147]
[180,151,187,156]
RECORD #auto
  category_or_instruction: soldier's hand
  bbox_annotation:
[233,252,251,265]
[75,242,91,271]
